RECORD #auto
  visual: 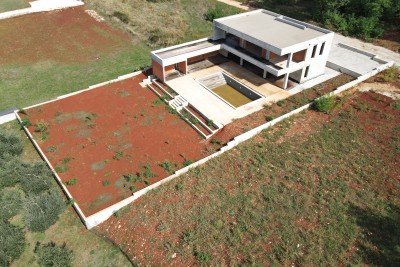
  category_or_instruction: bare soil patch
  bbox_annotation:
[94,89,400,266]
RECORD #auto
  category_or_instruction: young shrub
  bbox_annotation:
[102,180,110,186]
[159,161,176,174]
[0,220,26,267]
[195,251,212,264]
[113,11,129,24]
[382,66,399,82]
[312,95,335,113]
[34,119,49,132]
[34,241,74,267]
[21,117,32,127]
[23,189,65,232]
[277,100,285,107]
[0,188,22,221]
[265,115,275,122]
[204,5,225,21]
[65,179,78,186]
[0,128,23,158]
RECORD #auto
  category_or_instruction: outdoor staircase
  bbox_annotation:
[198,72,226,89]
[145,77,223,139]
[169,95,188,110]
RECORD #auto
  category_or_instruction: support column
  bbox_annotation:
[240,58,243,66]
[266,51,270,60]
[286,53,293,68]
[283,73,289,89]
[263,69,268,79]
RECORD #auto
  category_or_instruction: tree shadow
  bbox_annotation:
[349,204,400,266]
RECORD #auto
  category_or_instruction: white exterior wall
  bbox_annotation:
[292,32,334,83]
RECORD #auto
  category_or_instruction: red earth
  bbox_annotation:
[21,73,222,216]
[0,7,130,65]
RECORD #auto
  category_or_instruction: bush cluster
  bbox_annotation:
[312,95,335,113]
[34,241,74,267]
[23,189,65,232]
[0,220,25,267]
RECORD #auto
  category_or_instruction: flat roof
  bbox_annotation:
[156,40,220,60]
[215,10,329,50]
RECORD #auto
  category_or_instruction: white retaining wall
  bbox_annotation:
[81,61,393,229]
[0,113,16,125]
[12,57,393,229]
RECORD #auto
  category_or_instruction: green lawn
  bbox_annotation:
[0,0,30,13]
[96,90,400,265]
[0,46,150,110]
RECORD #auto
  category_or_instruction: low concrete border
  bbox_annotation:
[15,112,89,228]
[82,61,394,229]
[14,57,393,229]
[0,0,84,20]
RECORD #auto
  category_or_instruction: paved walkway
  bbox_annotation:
[0,0,83,20]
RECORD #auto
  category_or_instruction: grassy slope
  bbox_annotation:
[0,47,149,110]
[0,0,30,13]
[97,91,400,265]
[1,121,131,267]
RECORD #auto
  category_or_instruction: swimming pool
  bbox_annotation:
[197,72,262,108]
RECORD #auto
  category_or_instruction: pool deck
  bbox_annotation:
[167,62,291,125]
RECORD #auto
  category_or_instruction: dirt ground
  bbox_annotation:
[0,6,129,64]
[21,73,221,216]
[94,86,400,265]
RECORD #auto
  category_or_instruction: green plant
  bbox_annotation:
[102,180,110,186]
[175,184,184,191]
[66,179,78,186]
[34,241,74,267]
[34,120,49,132]
[312,95,335,113]
[114,211,120,218]
[207,119,214,127]
[113,11,129,24]
[195,251,212,264]
[129,186,136,192]
[382,66,399,82]
[204,5,226,22]
[266,115,275,122]
[391,100,400,110]
[277,100,286,107]
[23,189,65,232]
[182,110,199,125]
[166,106,177,114]
[159,160,176,174]
[113,150,124,160]
[183,159,193,167]
[21,117,32,127]
[0,220,26,267]
[210,139,223,145]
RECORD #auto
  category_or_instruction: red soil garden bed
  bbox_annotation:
[20,73,222,216]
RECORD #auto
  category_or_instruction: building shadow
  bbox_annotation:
[349,203,400,266]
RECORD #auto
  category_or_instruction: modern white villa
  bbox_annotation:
[147,9,335,126]
[151,9,334,89]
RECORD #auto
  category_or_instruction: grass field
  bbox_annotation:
[0,1,240,111]
[1,121,131,266]
[96,89,400,265]
[0,0,30,13]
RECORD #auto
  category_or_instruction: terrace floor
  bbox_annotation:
[167,60,292,125]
